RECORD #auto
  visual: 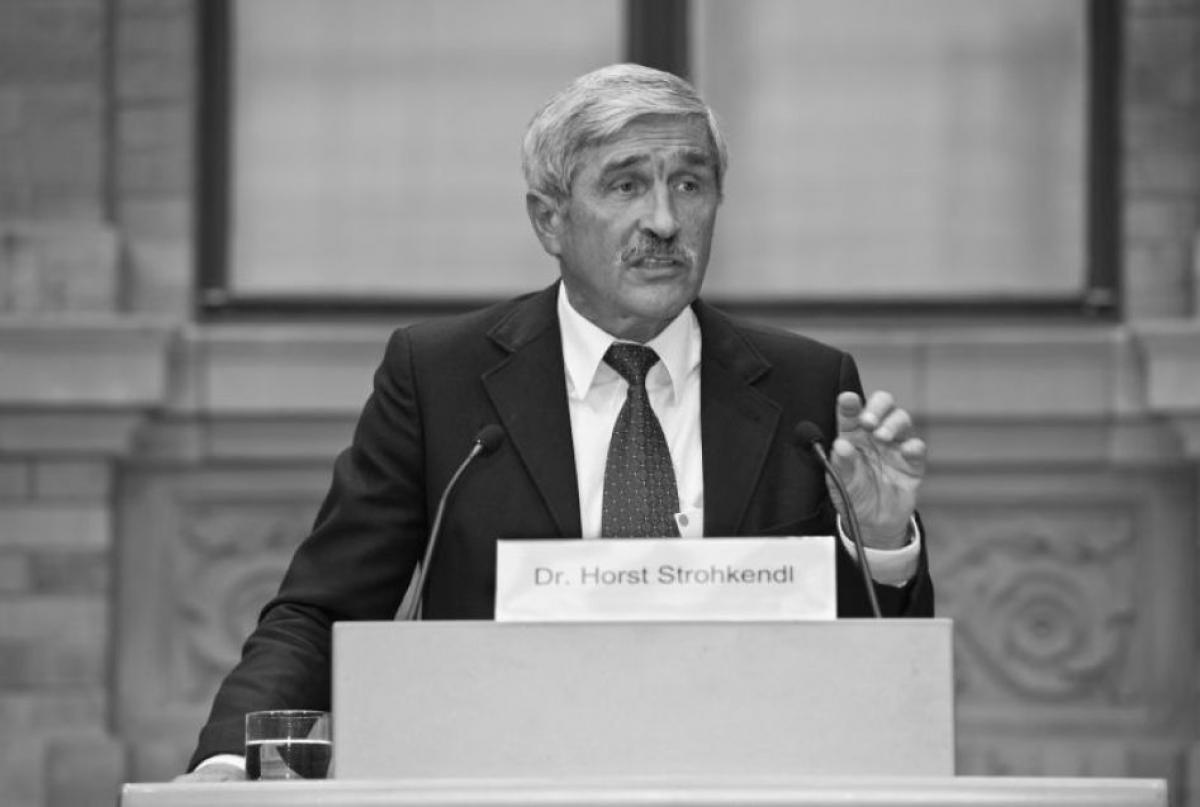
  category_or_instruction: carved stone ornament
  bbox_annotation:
[178,553,292,702]
[182,501,315,556]
[175,500,316,703]
[931,508,1137,706]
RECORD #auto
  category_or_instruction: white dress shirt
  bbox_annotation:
[558,284,705,539]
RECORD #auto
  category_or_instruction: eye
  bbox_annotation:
[611,178,640,196]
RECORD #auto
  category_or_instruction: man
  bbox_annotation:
[181,63,931,781]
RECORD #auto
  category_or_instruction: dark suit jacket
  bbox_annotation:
[188,283,933,768]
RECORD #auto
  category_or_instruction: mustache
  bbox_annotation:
[620,236,695,267]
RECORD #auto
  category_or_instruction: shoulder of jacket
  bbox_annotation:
[701,302,849,366]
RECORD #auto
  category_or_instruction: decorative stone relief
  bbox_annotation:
[174,499,318,704]
[929,507,1138,709]
[183,502,313,555]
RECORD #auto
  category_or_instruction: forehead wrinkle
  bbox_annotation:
[598,146,715,179]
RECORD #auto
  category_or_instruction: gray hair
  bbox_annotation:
[522,63,728,203]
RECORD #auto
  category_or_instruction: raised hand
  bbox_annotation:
[830,390,927,549]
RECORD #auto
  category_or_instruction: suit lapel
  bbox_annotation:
[482,285,582,538]
[479,289,778,539]
[695,301,781,536]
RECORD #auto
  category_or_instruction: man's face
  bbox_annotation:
[535,114,721,342]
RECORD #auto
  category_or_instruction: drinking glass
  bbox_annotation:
[244,709,332,780]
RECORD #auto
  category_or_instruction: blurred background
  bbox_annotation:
[0,1,1198,805]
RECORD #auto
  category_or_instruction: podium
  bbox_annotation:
[332,619,954,779]
[120,619,1168,807]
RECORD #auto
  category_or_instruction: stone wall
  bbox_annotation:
[1125,0,1200,318]
[1,2,1200,806]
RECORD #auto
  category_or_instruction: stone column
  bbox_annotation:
[0,319,172,807]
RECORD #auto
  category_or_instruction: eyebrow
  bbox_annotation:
[598,154,649,176]
[598,149,717,177]
[679,149,717,170]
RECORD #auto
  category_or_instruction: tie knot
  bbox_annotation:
[604,343,660,387]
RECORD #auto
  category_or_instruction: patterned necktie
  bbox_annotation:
[601,344,681,538]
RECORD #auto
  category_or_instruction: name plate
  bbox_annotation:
[495,536,836,622]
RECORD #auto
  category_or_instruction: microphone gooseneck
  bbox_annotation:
[400,425,506,621]
[792,421,882,619]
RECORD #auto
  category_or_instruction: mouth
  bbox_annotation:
[621,239,695,273]
[633,256,683,269]
[628,249,693,271]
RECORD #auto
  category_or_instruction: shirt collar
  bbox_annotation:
[558,282,701,402]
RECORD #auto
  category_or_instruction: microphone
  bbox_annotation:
[792,421,881,619]
[400,424,506,621]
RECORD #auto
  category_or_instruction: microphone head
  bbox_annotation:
[792,421,826,450]
[474,424,506,456]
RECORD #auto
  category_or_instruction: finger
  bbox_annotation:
[174,771,236,783]
[872,407,913,443]
[829,435,860,478]
[858,390,896,431]
[173,763,246,783]
[836,391,864,435]
[899,437,928,474]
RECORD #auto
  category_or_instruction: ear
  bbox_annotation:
[526,191,565,257]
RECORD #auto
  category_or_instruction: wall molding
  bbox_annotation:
[1,317,1197,464]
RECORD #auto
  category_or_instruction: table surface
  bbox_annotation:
[122,775,1169,807]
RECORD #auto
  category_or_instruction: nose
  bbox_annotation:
[639,181,680,240]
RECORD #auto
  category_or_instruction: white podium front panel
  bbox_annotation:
[332,620,954,780]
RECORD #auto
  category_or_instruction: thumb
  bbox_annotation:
[829,436,860,482]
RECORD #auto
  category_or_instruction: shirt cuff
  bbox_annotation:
[196,754,246,772]
[836,514,922,587]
